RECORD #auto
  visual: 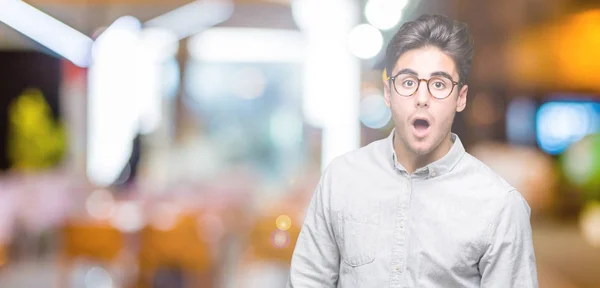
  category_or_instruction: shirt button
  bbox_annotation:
[394,265,401,272]
[399,221,405,228]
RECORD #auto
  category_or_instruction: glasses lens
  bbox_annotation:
[394,74,419,96]
[428,76,454,99]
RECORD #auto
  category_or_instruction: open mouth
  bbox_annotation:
[413,119,430,130]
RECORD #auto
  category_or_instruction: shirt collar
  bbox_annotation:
[385,128,465,177]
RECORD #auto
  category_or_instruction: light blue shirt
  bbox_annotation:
[288,131,538,287]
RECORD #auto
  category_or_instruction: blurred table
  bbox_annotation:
[533,220,600,288]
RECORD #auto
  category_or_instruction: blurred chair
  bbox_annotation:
[236,211,301,288]
[61,221,123,262]
[59,220,124,287]
[247,213,300,263]
[0,243,6,268]
[137,212,215,288]
[244,185,310,265]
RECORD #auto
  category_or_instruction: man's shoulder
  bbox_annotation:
[325,137,388,174]
[457,153,531,221]
[458,152,517,197]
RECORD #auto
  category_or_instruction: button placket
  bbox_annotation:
[390,177,411,286]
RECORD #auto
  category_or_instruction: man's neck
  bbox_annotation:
[393,132,453,174]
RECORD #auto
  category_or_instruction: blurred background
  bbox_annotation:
[0,0,599,287]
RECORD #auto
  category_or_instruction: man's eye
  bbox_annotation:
[432,81,446,89]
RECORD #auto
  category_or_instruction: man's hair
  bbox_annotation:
[384,14,474,85]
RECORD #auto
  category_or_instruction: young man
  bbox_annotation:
[287,14,538,287]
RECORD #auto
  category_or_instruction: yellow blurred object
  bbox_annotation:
[507,9,600,92]
[0,244,6,267]
[275,214,292,231]
[59,221,124,287]
[137,212,214,287]
[61,221,124,262]
[580,201,600,248]
[7,88,66,171]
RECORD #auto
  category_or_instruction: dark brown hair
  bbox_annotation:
[384,14,474,85]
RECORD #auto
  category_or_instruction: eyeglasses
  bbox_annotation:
[388,72,460,99]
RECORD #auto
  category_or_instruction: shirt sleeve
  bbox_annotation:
[287,175,340,287]
[479,189,539,288]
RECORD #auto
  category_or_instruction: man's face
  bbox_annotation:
[384,46,468,156]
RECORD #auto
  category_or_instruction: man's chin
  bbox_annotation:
[409,142,434,156]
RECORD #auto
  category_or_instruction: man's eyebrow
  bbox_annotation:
[430,71,455,81]
[394,68,418,77]
[394,69,456,81]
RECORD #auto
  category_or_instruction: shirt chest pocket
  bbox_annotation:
[335,201,381,267]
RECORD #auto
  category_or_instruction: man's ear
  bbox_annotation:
[456,84,468,112]
[383,69,391,107]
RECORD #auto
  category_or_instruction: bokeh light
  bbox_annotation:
[275,215,292,231]
[85,189,116,220]
[150,202,181,231]
[536,101,600,155]
[270,230,290,249]
[348,24,383,59]
[109,201,144,233]
[562,134,600,199]
[360,90,391,129]
[580,201,600,248]
[84,266,114,288]
[365,0,408,30]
